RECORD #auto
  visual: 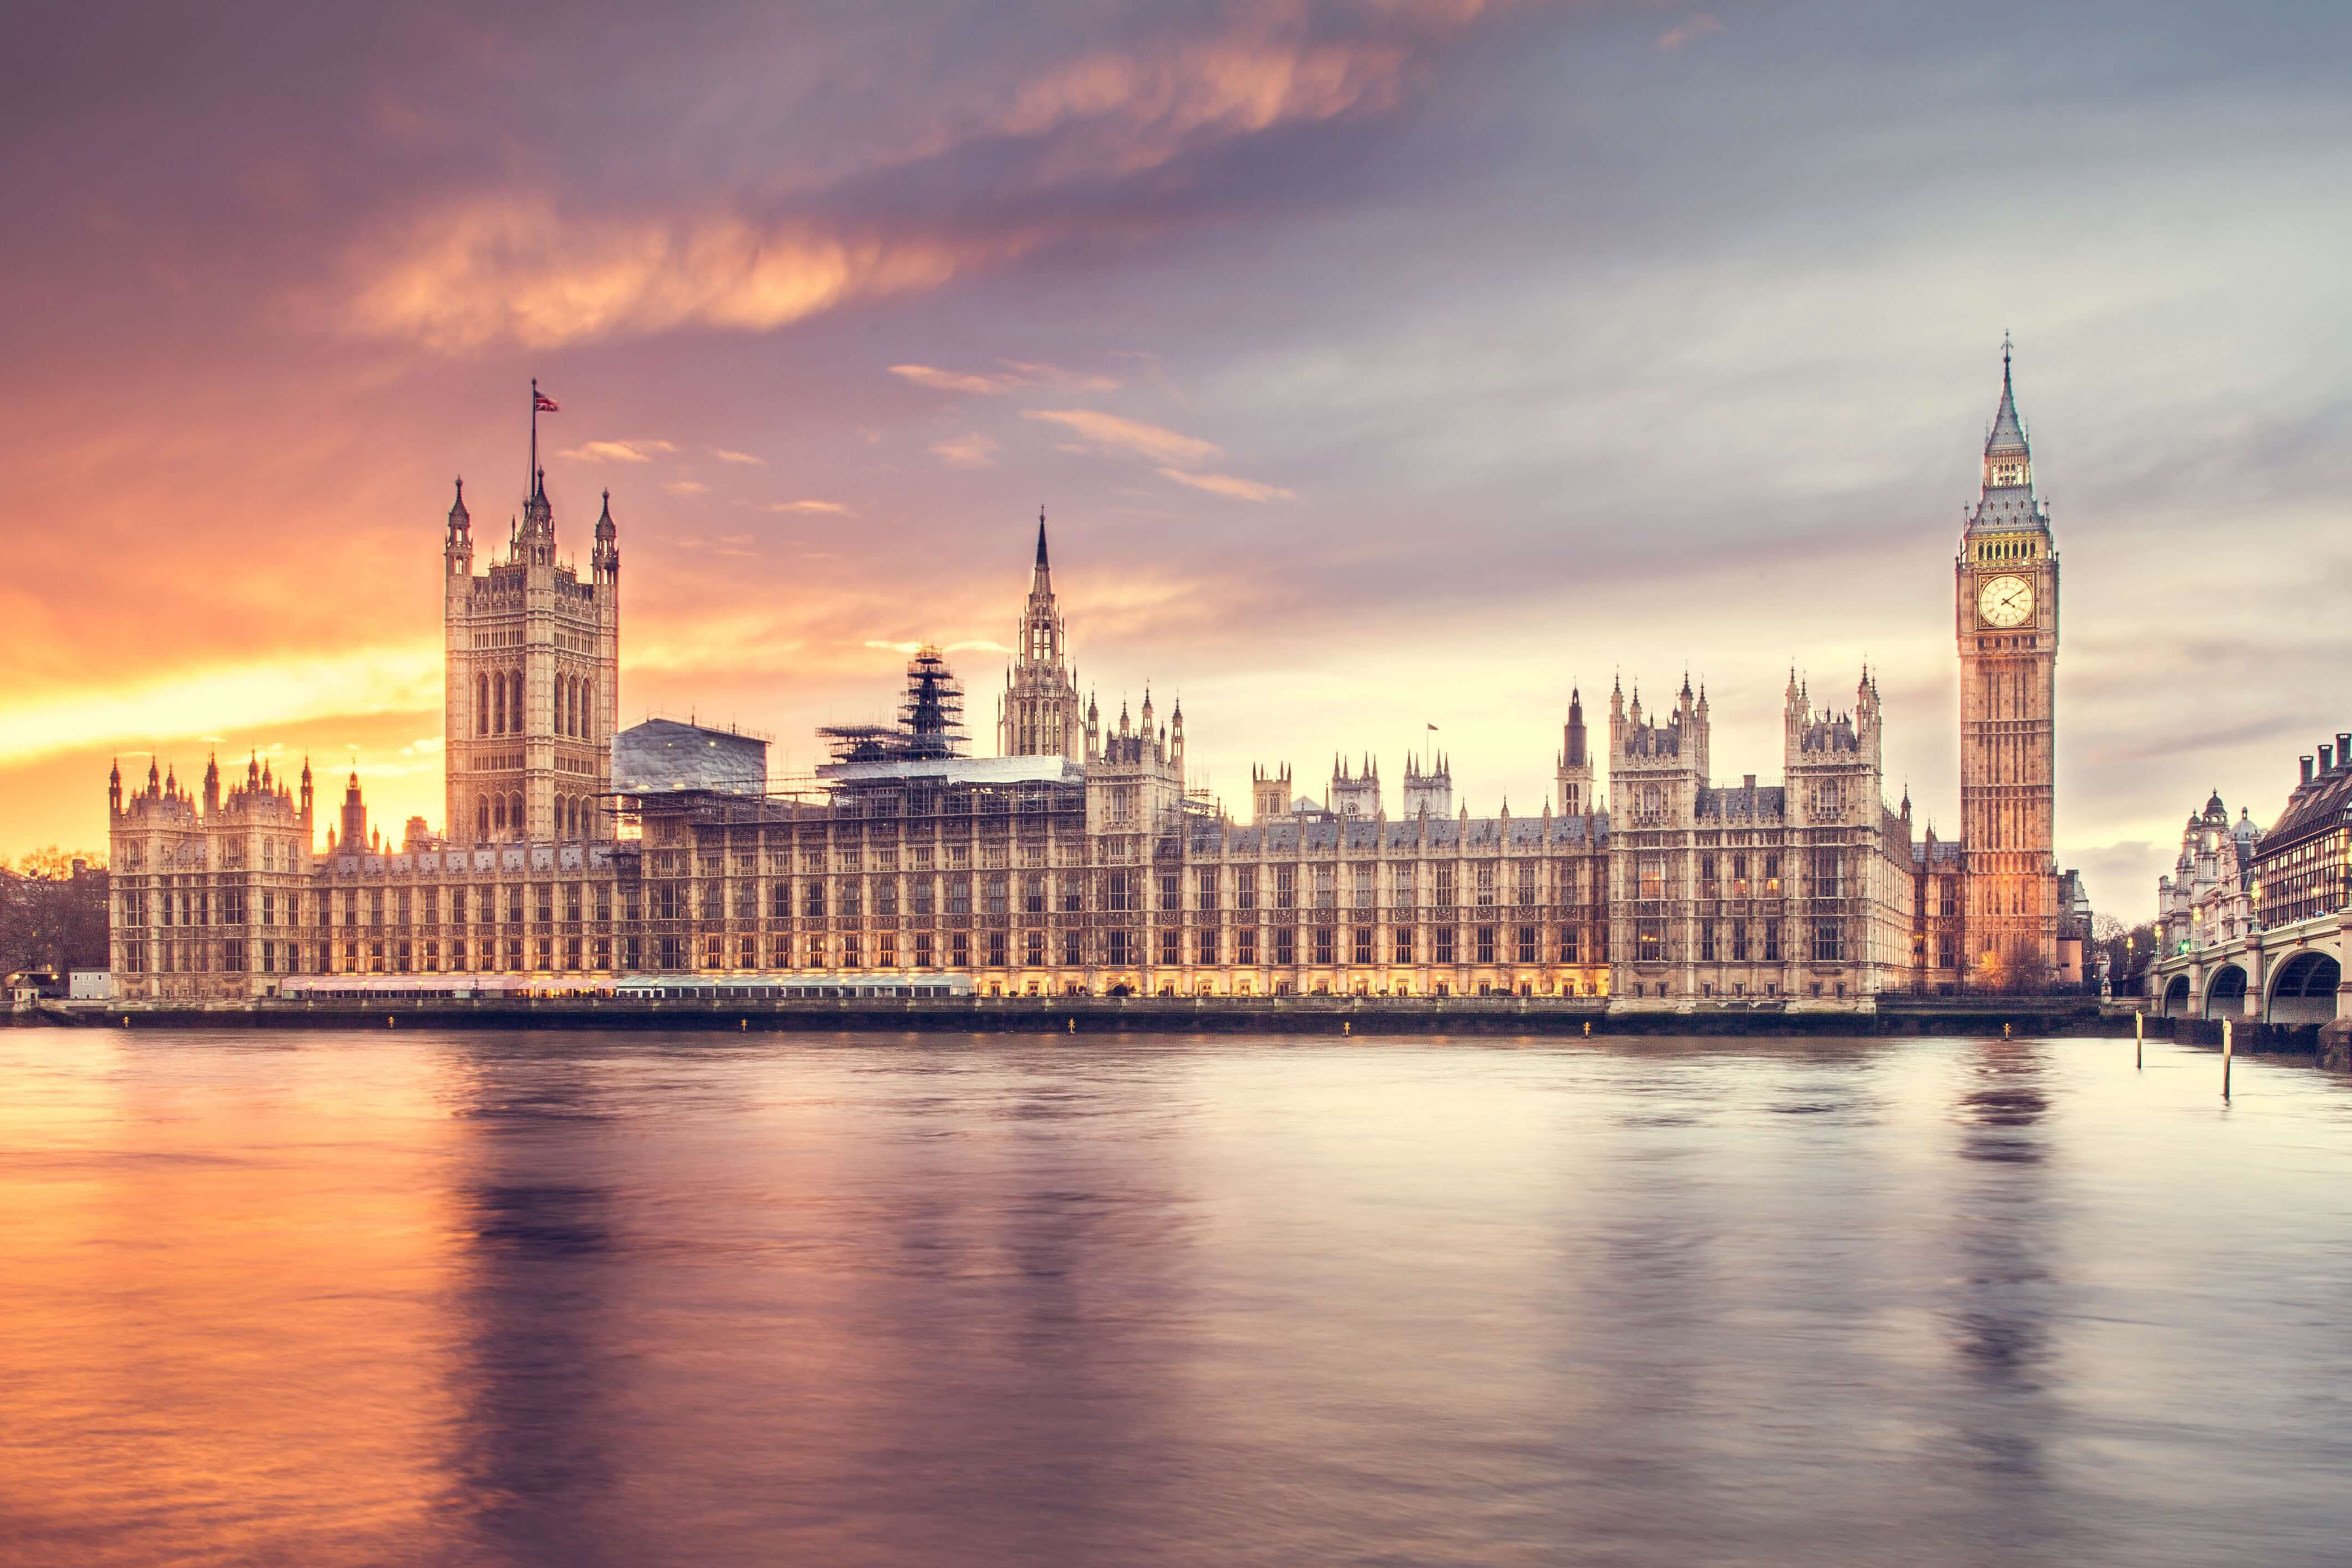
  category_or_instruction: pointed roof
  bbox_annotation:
[448,477,469,525]
[1036,506,1050,570]
[1986,333,2028,458]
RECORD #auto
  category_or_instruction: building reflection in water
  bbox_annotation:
[1943,1037,2064,1553]
[442,1042,633,1567]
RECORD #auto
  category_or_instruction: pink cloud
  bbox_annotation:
[1659,14,1723,50]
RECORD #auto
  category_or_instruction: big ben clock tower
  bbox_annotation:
[1956,337,2060,984]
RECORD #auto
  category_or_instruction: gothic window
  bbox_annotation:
[1274,866,1296,910]
[509,792,524,839]
[1194,867,1218,910]
[1475,862,1496,907]
[1517,926,1538,965]
[509,672,524,734]
[1314,866,1335,909]
[1811,851,1842,899]
[581,678,593,739]
[478,674,490,736]
[477,796,490,842]
[1394,926,1414,964]
[492,675,506,735]
[1638,856,1665,901]
[1635,919,1663,961]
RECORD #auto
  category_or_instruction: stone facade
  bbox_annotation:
[106,352,2071,1006]
[1954,339,2063,981]
[442,472,620,848]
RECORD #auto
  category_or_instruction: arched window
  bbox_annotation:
[493,674,506,735]
[569,796,582,837]
[509,672,525,735]
[476,795,489,843]
[579,677,593,740]
[492,795,506,833]
[567,676,579,738]
[509,791,524,840]
[477,673,489,736]
[553,677,565,739]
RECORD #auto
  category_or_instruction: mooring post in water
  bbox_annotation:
[2135,1010,2144,1069]
[2223,1018,2233,1100]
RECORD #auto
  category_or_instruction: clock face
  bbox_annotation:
[1978,573,2033,628]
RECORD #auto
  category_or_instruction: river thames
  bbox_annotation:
[2,1028,2346,1566]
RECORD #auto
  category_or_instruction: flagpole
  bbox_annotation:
[530,377,539,494]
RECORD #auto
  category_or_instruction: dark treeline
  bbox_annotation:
[1,850,109,976]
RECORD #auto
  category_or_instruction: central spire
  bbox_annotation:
[1986,332,2027,461]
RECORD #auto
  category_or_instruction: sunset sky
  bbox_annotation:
[5,1,2348,913]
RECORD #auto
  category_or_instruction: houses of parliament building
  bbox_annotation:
[107,351,2072,1007]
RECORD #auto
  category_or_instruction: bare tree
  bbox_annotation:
[0,848,109,976]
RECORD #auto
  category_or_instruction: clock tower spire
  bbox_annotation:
[1955,336,2060,987]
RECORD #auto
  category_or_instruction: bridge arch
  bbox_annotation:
[2204,965,2249,1020]
[2161,974,2191,1018]
[2266,951,2340,1026]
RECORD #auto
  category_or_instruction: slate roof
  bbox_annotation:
[2256,764,2352,855]
[1695,783,1786,821]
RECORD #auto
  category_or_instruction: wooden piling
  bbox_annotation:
[2135,1010,2143,1069]
[2223,1018,2233,1100]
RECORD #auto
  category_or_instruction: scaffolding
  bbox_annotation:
[818,645,968,764]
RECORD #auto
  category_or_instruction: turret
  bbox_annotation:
[201,754,221,817]
[446,478,473,578]
[1557,686,1594,816]
[108,759,122,816]
[340,769,367,855]
[593,488,619,586]
[299,756,313,817]
[1252,764,1290,825]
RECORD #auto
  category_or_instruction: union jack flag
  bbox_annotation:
[534,390,560,413]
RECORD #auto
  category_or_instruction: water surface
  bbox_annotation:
[3,1029,2347,1566]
